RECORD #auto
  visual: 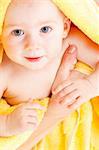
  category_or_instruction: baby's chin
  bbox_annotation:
[15,58,49,71]
[22,63,48,71]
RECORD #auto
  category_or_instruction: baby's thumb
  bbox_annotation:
[52,45,77,92]
[61,45,77,73]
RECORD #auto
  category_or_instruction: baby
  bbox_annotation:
[0,0,98,138]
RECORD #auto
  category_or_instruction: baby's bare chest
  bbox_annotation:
[3,73,52,105]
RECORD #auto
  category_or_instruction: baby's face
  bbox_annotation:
[2,0,70,70]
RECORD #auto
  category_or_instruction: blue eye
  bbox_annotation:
[11,29,24,36]
[40,26,52,33]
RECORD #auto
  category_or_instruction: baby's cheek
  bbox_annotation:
[50,45,62,58]
[45,36,63,58]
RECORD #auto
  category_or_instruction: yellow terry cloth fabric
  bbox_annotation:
[32,62,99,150]
[0,62,98,150]
[52,0,99,44]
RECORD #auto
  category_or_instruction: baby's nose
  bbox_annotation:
[24,35,40,51]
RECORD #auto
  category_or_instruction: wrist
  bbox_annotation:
[44,110,64,129]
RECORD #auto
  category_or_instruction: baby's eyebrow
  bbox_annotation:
[4,21,57,30]
[4,24,16,29]
[4,24,21,29]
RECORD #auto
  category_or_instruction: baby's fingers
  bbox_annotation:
[53,80,74,94]
[60,89,80,105]
[23,116,38,130]
[26,115,38,125]
[68,96,84,111]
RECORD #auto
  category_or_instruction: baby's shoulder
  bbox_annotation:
[0,53,12,78]
[0,54,12,93]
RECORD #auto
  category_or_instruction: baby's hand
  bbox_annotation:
[53,62,99,107]
[6,102,44,136]
[46,93,76,122]
[47,45,78,121]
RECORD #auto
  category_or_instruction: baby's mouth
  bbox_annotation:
[24,56,43,62]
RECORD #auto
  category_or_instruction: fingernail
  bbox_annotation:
[68,45,77,53]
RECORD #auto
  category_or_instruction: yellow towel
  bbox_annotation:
[52,0,99,44]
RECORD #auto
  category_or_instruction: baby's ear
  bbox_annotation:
[63,18,71,38]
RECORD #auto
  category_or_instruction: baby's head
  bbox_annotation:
[1,0,98,70]
[1,0,71,70]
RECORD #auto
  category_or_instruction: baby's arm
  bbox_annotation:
[0,63,44,137]
[0,65,9,136]
[66,25,99,68]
